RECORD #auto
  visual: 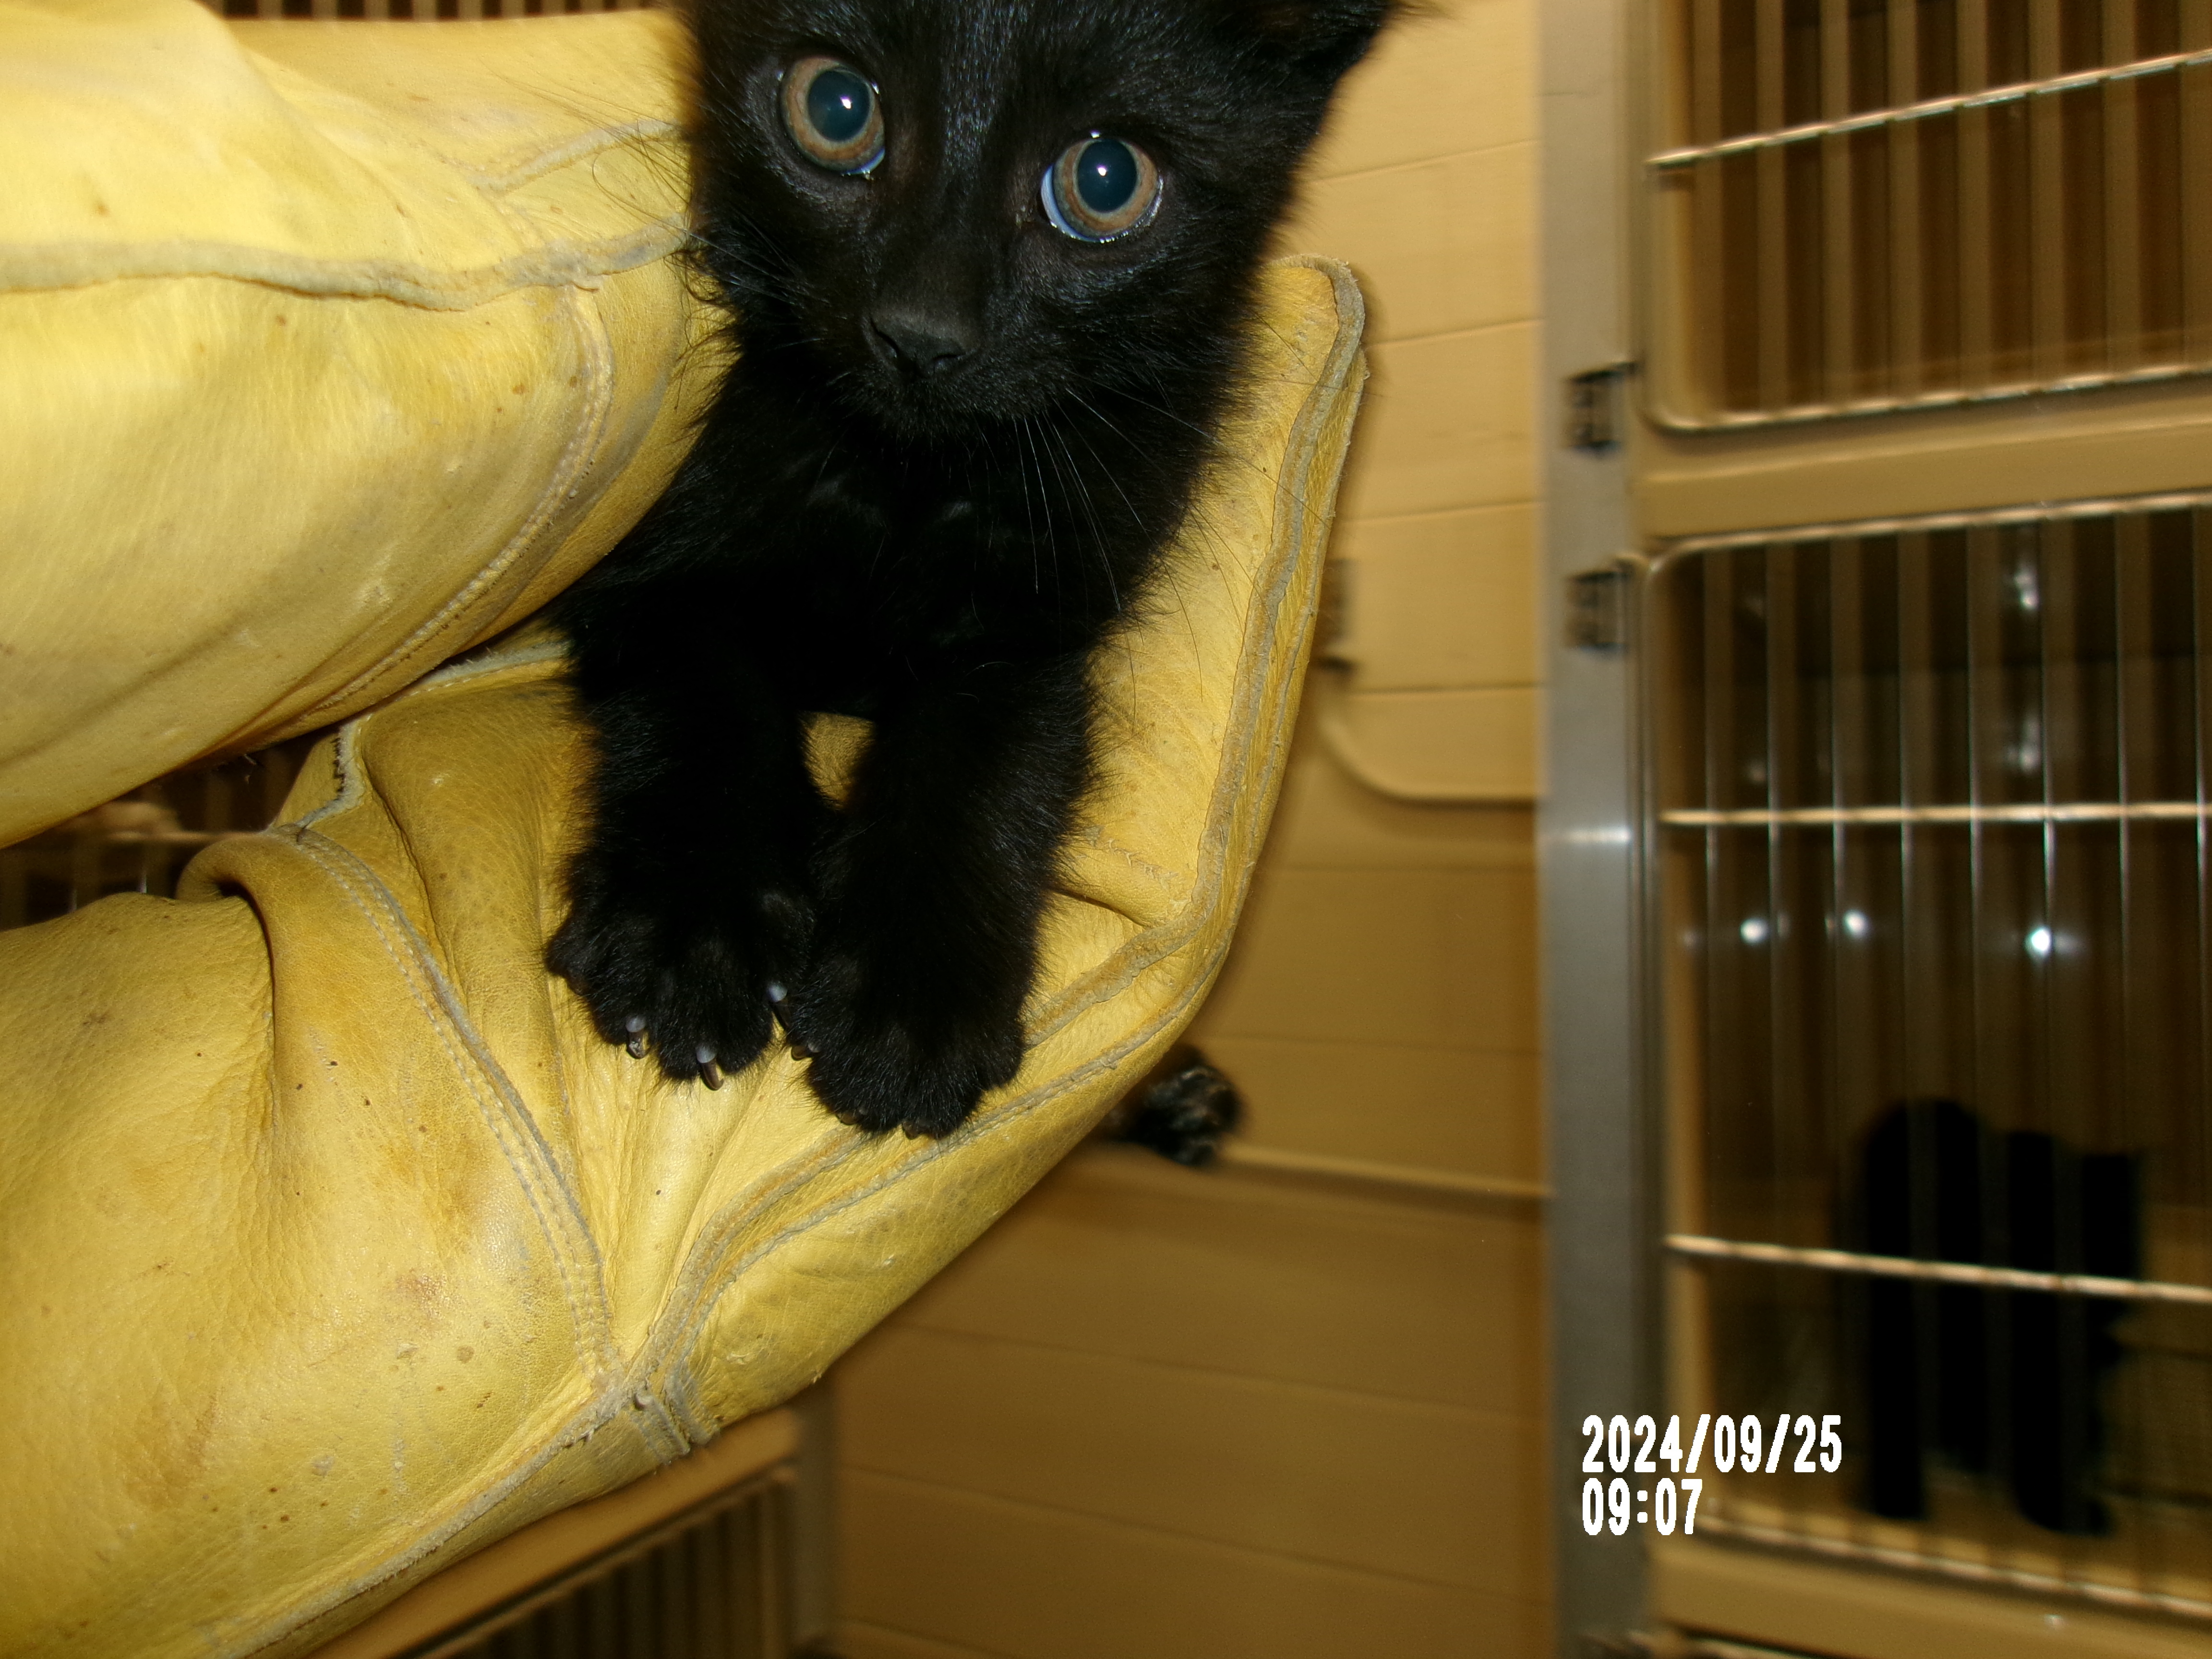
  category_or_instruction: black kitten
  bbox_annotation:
[548,0,1388,1135]
[1850,1098,2140,1534]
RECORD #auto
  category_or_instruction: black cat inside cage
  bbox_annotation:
[1849,1098,2141,1536]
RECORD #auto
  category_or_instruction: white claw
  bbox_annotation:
[695,1044,716,1066]
[625,1014,647,1034]
[766,981,787,1004]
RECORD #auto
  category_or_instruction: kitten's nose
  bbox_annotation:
[870,307,975,378]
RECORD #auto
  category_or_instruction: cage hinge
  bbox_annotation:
[1564,361,1635,453]
[1565,560,1634,651]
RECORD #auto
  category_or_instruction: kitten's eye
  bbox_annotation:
[1042,135,1161,242]
[781,57,884,175]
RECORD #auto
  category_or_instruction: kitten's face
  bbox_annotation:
[689,0,1386,442]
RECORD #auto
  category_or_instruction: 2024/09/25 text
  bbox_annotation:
[1579,1412,1843,1535]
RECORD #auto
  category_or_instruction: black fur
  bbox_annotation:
[1101,1045,1244,1166]
[548,0,1388,1135]
[1849,1099,2140,1534]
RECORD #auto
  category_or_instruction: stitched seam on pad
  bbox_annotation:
[286,648,572,841]
[1026,257,1360,1038]
[466,120,686,193]
[292,721,365,833]
[413,635,574,692]
[1076,825,1188,901]
[642,260,1365,1422]
[651,910,1243,1442]
[0,225,684,307]
[629,1113,886,1417]
[283,829,615,1373]
[296,279,619,725]
[233,1385,646,1659]
[276,822,626,1401]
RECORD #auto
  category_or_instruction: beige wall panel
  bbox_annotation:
[1308,0,1537,177]
[890,1151,1547,1419]
[839,1326,1544,1597]
[1439,866,1541,1044]
[1261,745,1535,870]
[1322,684,1541,798]
[1199,1034,1542,1179]
[841,1472,1545,1659]
[1293,144,1537,343]
[1195,865,1537,1050]
[1336,324,1536,520]
[1196,866,1460,1045]
[1332,505,1538,690]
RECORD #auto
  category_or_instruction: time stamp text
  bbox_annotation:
[1579,1412,1844,1535]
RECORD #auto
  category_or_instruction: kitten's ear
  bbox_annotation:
[1226,0,1395,79]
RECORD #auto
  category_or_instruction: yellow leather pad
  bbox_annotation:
[0,6,1365,1650]
[0,0,712,847]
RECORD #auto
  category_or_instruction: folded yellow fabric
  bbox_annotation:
[0,5,1366,1653]
[0,0,712,848]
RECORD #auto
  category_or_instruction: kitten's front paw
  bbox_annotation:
[781,949,1025,1138]
[548,878,808,1089]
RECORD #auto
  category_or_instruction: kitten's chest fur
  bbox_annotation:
[634,347,1186,711]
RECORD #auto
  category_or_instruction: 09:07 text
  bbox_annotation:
[1577,1412,1843,1536]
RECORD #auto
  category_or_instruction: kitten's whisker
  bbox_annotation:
[1010,418,1047,601]
[1026,416,1093,611]
[1100,382,1260,476]
[1056,396,1222,664]
[1111,377,1321,523]
[1038,412,1126,616]
[1028,416,1085,614]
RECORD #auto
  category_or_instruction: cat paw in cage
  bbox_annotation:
[1101,1046,1244,1167]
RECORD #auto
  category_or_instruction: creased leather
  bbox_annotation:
[0,4,1366,1653]
[0,0,714,848]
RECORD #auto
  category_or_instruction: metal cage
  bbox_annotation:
[1649,0,2212,428]
[1649,494,2212,1619]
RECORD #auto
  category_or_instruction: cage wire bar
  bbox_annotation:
[1650,490,2212,1620]
[1651,0,2212,427]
